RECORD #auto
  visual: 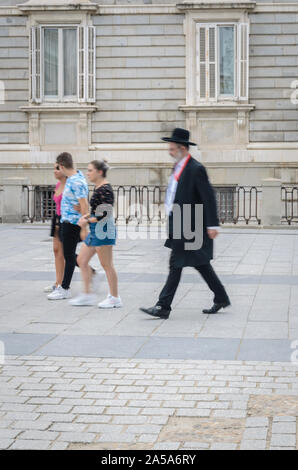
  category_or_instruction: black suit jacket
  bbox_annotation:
[164,156,219,267]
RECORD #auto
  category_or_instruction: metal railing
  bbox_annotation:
[21,184,263,225]
[113,185,166,224]
[216,185,261,225]
[23,185,56,223]
[281,186,298,225]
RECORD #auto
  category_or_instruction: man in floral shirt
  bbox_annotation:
[48,152,89,300]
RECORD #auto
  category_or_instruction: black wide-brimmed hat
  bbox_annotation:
[161,127,196,146]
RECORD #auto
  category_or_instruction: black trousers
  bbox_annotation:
[157,250,229,311]
[60,222,81,290]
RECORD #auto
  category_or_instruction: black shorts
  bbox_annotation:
[50,214,63,242]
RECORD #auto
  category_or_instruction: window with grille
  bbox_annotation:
[30,25,95,104]
[196,23,249,102]
[34,186,55,221]
[214,186,236,223]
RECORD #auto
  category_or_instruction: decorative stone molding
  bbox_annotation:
[97,6,179,15]
[20,104,98,112]
[176,0,256,11]
[20,105,97,150]
[179,104,255,111]
[17,0,98,13]
[18,0,96,25]
[3,2,298,15]
[179,104,255,149]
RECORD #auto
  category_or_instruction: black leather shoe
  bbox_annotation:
[140,305,170,319]
[202,299,231,314]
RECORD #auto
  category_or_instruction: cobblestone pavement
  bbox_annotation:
[0,224,298,449]
[0,356,297,450]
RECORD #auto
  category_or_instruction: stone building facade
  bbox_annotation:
[0,0,298,188]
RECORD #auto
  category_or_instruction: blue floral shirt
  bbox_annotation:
[61,170,88,225]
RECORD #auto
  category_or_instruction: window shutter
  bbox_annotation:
[87,26,96,103]
[78,26,85,102]
[30,26,41,103]
[238,23,249,100]
[196,24,217,101]
[208,26,216,100]
[77,26,96,103]
[197,25,206,100]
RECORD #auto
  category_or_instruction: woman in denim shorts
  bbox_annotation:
[69,160,122,309]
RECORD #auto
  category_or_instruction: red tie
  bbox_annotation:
[174,154,191,182]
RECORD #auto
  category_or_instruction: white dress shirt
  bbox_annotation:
[165,156,187,216]
[165,156,219,231]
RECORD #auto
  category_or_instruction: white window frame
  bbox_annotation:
[41,25,77,102]
[30,24,96,105]
[196,21,249,103]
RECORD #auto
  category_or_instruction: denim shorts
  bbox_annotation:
[84,221,116,247]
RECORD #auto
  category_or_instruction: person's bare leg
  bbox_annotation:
[77,244,96,294]
[96,246,118,297]
[53,231,65,286]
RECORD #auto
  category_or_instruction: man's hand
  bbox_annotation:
[207,228,219,239]
[78,214,89,227]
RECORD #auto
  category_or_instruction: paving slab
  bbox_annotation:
[237,339,294,362]
[0,333,56,355]
[0,225,298,449]
[135,337,240,360]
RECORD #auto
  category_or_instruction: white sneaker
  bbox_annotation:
[98,295,123,309]
[47,285,72,300]
[44,284,56,293]
[69,293,97,306]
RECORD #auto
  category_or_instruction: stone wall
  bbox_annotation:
[0,13,29,144]
[249,11,298,142]
[92,12,186,144]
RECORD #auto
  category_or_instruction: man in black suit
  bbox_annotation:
[140,128,230,319]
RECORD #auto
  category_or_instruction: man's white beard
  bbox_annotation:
[173,149,184,162]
